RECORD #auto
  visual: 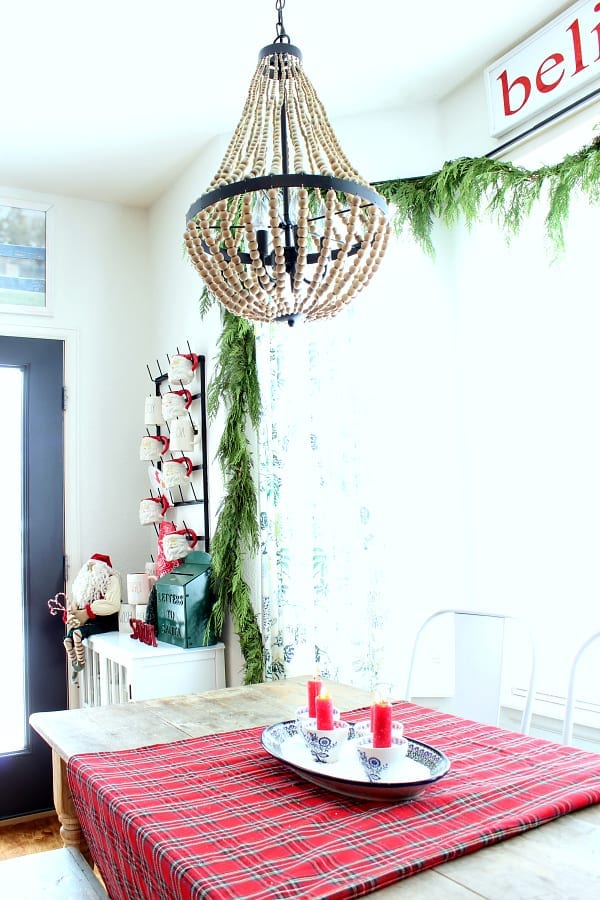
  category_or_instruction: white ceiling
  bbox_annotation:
[1,0,573,207]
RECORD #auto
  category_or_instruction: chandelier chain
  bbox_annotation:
[274,0,290,43]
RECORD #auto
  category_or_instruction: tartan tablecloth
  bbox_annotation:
[67,702,600,899]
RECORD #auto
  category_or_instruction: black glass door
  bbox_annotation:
[0,335,66,819]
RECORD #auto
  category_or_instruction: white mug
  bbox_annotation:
[169,416,195,452]
[168,353,199,386]
[127,573,151,605]
[163,456,193,488]
[162,389,193,421]
[144,395,165,426]
[118,604,136,633]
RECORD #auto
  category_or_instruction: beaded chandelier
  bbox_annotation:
[184,0,390,326]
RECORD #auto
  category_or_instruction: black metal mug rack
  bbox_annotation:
[145,340,210,552]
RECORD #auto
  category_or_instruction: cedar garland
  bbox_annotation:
[197,128,600,683]
[201,292,264,684]
[378,132,600,255]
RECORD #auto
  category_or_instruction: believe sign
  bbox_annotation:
[485,0,600,137]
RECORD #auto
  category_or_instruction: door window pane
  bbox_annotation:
[1,366,25,752]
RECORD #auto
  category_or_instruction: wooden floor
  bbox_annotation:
[0,813,108,895]
[0,813,62,861]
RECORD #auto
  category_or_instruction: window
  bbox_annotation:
[0,199,49,313]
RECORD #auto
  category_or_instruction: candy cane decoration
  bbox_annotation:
[48,592,68,621]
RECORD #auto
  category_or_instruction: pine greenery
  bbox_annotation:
[379,132,600,254]
[195,128,600,683]
[200,289,264,684]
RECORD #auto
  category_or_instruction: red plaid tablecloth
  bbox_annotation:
[67,702,600,899]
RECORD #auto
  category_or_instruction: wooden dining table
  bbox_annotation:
[30,676,600,898]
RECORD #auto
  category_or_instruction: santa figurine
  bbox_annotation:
[63,553,121,680]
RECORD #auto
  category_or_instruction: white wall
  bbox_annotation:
[435,65,600,716]
[335,103,443,180]
[147,136,241,680]
[439,58,600,162]
[146,136,226,523]
[0,186,151,584]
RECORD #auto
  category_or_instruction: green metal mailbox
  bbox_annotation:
[155,551,217,649]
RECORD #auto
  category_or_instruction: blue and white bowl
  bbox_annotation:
[356,734,409,782]
[354,720,404,742]
[301,720,350,764]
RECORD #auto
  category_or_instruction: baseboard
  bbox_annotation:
[0,809,56,828]
[500,704,600,750]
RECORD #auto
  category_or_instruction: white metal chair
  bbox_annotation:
[562,631,600,746]
[404,609,536,734]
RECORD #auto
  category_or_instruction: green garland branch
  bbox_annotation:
[201,292,264,684]
[194,126,600,683]
[378,132,600,255]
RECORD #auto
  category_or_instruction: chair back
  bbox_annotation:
[405,609,536,734]
[562,631,600,745]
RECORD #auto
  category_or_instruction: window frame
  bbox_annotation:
[0,196,53,316]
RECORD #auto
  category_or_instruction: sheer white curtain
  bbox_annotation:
[256,232,462,691]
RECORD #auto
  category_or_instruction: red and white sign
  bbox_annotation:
[485,0,600,137]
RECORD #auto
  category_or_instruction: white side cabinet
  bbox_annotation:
[80,632,226,707]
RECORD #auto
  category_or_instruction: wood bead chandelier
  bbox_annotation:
[184,0,390,326]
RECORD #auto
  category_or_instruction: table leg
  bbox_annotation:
[52,749,92,864]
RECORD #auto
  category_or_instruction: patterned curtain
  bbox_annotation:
[255,235,461,690]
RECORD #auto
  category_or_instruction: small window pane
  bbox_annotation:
[0,204,46,309]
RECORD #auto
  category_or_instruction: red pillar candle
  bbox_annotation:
[372,699,392,748]
[307,675,322,718]
[315,692,335,730]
